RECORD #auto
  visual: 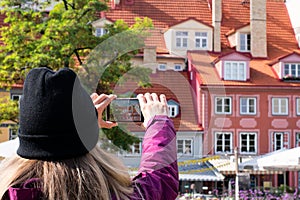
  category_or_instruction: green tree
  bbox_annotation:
[0,97,19,123]
[0,0,153,150]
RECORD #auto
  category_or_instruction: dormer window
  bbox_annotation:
[195,32,208,49]
[167,100,180,117]
[224,61,247,81]
[240,33,251,52]
[175,31,188,48]
[283,63,300,79]
[174,64,183,71]
[95,28,107,37]
[158,63,167,71]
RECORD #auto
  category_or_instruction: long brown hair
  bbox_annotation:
[0,146,133,200]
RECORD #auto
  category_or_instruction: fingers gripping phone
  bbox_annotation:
[106,98,144,122]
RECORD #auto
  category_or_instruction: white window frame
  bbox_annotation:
[126,140,142,156]
[11,94,22,101]
[195,32,208,49]
[95,27,107,37]
[273,132,284,151]
[283,63,300,78]
[215,97,232,114]
[296,132,300,147]
[240,97,256,115]
[9,128,18,140]
[215,132,233,154]
[297,98,300,115]
[272,97,288,115]
[240,33,251,52]
[240,132,257,154]
[168,105,178,118]
[158,63,167,71]
[224,61,247,81]
[175,31,188,48]
[177,139,193,155]
[174,64,183,71]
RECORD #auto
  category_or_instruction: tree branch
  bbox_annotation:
[62,0,68,10]
[78,8,92,21]
[73,47,93,65]
[74,50,82,65]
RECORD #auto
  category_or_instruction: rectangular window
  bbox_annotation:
[297,98,300,115]
[11,94,22,101]
[158,63,167,71]
[273,132,284,151]
[240,132,257,154]
[296,132,300,147]
[11,94,22,107]
[126,141,142,156]
[177,139,192,155]
[215,132,232,153]
[168,105,178,118]
[195,32,208,49]
[174,64,183,71]
[95,28,107,37]
[224,61,247,81]
[175,31,188,48]
[240,33,251,52]
[283,63,300,78]
[240,97,256,115]
[9,128,18,140]
[272,97,288,115]
[215,97,232,114]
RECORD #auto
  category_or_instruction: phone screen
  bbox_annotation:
[107,98,144,122]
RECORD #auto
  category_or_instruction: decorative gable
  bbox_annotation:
[271,52,300,81]
[214,52,251,81]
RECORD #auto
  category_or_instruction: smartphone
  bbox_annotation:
[106,98,144,122]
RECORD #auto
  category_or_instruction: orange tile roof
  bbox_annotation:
[189,50,300,87]
[105,0,212,27]
[112,71,200,131]
[186,0,300,87]
[103,0,300,90]
[105,0,298,59]
[105,0,212,54]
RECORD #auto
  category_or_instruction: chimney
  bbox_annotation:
[212,0,222,52]
[143,46,157,64]
[111,0,121,9]
[250,0,267,57]
[143,46,157,73]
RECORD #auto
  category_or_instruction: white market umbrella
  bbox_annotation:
[239,148,300,171]
[0,137,19,158]
[257,147,300,171]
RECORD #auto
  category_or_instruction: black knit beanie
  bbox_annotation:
[17,67,99,160]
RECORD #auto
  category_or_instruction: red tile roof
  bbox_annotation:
[187,0,300,87]
[105,0,299,58]
[189,50,300,87]
[112,71,200,131]
[105,0,212,53]
[105,0,212,27]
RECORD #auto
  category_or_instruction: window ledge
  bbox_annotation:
[282,76,300,82]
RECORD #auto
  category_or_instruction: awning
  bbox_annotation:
[178,160,224,181]
[208,157,238,175]
[239,147,300,172]
[129,160,225,181]
[208,156,281,175]
[179,173,223,181]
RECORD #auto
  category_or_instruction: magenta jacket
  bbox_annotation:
[6,115,179,200]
